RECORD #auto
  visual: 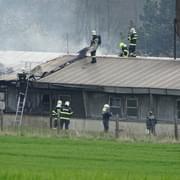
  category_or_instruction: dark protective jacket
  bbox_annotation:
[146,115,157,129]
[122,45,129,56]
[90,35,99,51]
[128,33,138,46]
[60,105,73,121]
[52,107,61,118]
[102,111,112,122]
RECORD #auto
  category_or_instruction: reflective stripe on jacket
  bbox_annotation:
[128,33,138,45]
[60,106,73,120]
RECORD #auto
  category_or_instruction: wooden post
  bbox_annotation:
[174,119,179,140]
[56,108,61,134]
[173,19,179,140]
[149,93,153,112]
[49,93,53,128]
[57,118,60,134]
[0,99,5,132]
[174,18,177,60]
[82,91,88,131]
[115,114,119,138]
[0,109,3,131]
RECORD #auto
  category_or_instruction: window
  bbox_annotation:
[176,100,180,119]
[126,98,138,117]
[0,92,5,101]
[109,97,121,116]
[0,92,5,110]
[52,95,71,108]
[42,94,50,105]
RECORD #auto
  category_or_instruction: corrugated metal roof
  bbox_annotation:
[35,55,76,74]
[0,73,17,81]
[39,56,180,90]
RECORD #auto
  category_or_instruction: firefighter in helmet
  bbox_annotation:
[128,27,138,57]
[146,111,157,135]
[89,30,101,64]
[60,101,73,130]
[119,42,129,57]
[52,100,62,128]
[102,104,112,132]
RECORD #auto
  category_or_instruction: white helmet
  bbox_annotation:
[65,101,70,106]
[56,100,62,108]
[92,30,96,36]
[104,104,110,108]
[130,27,136,34]
[102,104,110,113]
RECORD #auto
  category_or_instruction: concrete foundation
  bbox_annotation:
[0,114,178,138]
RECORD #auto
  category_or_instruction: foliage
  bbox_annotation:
[0,135,180,180]
[138,0,176,56]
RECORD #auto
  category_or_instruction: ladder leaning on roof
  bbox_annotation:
[14,74,30,127]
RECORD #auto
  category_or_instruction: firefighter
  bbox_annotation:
[102,104,112,132]
[52,100,62,128]
[146,111,157,135]
[60,101,73,130]
[17,68,27,81]
[128,27,138,57]
[16,68,28,91]
[119,42,129,57]
[89,30,101,64]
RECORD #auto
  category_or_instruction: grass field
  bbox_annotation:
[0,135,179,180]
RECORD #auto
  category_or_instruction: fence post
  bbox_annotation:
[0,110,3,131]
[115,114,119,138]
[57,118,60,134]
[174,118,179,140]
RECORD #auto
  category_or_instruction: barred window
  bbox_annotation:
[109,97,121,116]
[126,98,138,117]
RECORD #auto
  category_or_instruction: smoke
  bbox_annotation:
[0,0,144,54]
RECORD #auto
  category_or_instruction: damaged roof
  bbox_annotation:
[0,52,72,81]
[38,55,180,91]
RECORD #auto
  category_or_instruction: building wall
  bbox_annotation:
[83,91,179,122]
[28,88,86,118]
[4,85,180,123]
[85,92,109,119]
[6,86,17,112]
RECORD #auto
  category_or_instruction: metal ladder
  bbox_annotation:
[15,78,29,126]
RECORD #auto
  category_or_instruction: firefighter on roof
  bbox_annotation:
[119,42,129,57]
[128,27,138,57]
[89,30,101,64]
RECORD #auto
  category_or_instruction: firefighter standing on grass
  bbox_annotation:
[146,111,157,135]
[128,27,138,57]
[60,101,73,130]
[102,104,112,132]
[52,100,62,128]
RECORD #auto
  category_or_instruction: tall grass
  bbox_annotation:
[0,135,179,179]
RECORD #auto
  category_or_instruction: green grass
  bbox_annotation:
[0,135,179,179]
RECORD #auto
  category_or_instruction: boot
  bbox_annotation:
[91,58,96,63]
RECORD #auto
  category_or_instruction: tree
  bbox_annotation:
[138,0,176,57]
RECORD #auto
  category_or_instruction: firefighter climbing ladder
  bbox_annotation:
[15,77,29,127]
